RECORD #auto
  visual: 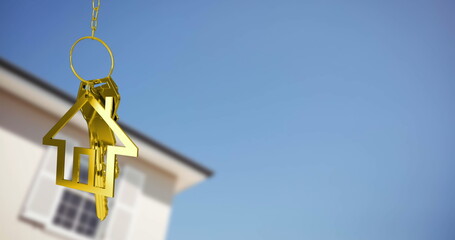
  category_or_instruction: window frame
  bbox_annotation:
[22,136,144,240]
[45,140,105,240]
[22,137,104,240]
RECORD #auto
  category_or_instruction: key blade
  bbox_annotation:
[95,194,108,220]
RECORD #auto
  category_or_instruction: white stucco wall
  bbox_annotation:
[0,89,63,240]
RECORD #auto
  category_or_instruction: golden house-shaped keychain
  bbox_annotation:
[43,0,138,220]
[43,78,138,220]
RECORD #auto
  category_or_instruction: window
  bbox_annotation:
[53,190,100,237]
[52,153,101,238]
[21,140,103,240]
[22,142,145,240]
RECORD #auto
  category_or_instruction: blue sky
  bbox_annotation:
[1,0,455,239]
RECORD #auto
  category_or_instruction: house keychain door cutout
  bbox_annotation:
[43,0,138,220]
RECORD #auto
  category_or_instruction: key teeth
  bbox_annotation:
[95,194,109,221]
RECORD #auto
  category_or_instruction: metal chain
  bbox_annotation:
[91,0,101,38]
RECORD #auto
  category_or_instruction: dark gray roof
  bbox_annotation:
[0,57,213,177]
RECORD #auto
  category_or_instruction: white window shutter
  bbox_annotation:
[103,166,145,240]
[21,147,62,226]
[21,137,78,228]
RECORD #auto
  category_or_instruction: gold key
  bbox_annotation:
[77,77,120,220]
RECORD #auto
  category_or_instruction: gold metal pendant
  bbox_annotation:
[43,3,138,219]
[43,76,138,220]
[43,75,138,220]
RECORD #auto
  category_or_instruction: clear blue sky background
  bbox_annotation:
[1,0,455,239]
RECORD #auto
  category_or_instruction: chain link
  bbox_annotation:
[91,0,101,37]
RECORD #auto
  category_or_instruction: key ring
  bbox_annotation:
[69,36,115,83]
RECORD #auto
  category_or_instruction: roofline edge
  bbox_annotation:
[0,57,214,178]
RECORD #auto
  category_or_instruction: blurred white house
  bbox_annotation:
[0,58,213,240]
